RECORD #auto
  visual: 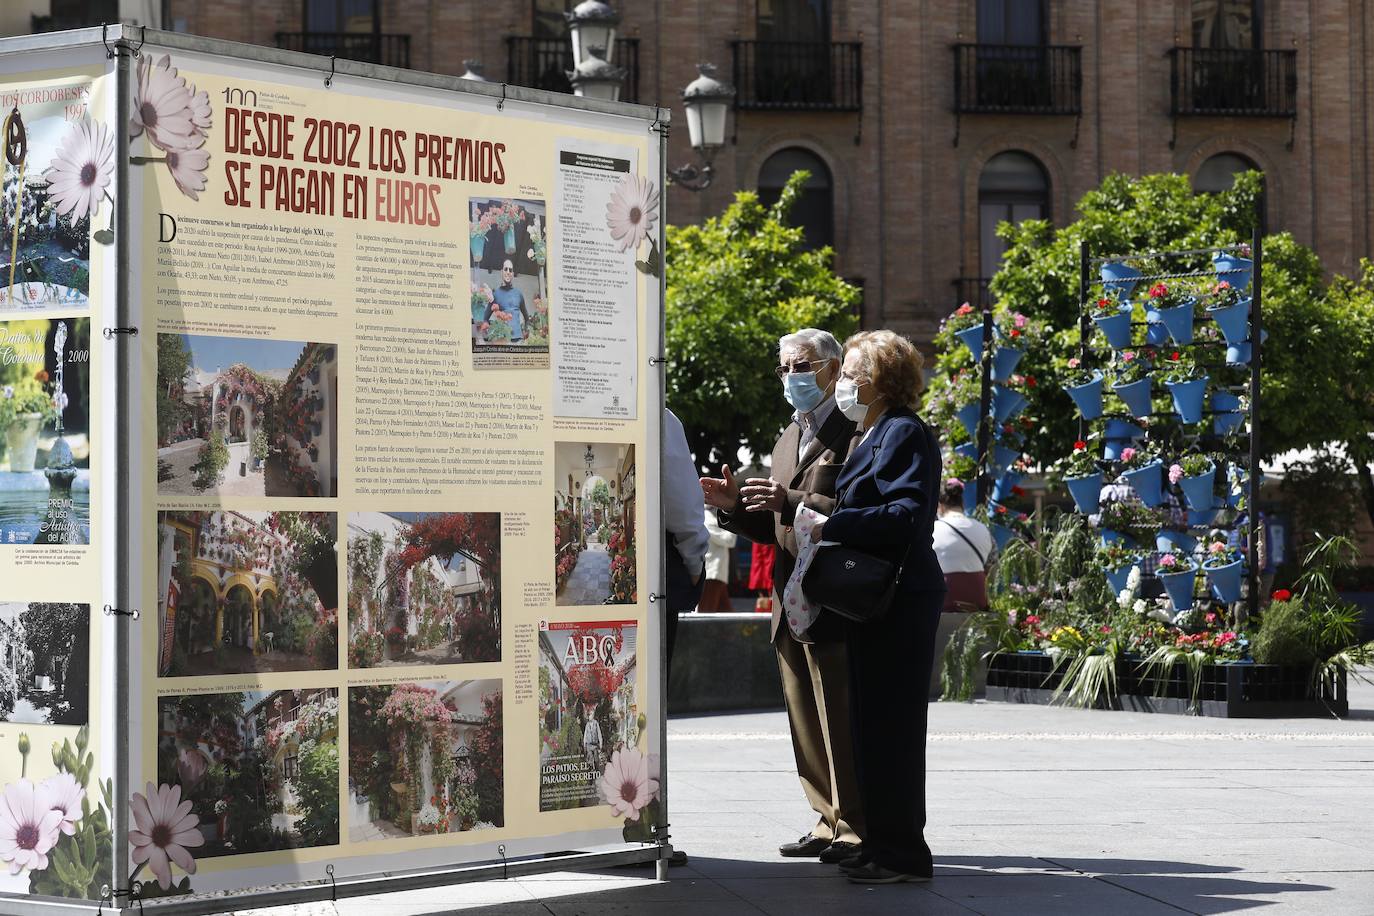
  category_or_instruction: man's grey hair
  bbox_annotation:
[779,328,842,363]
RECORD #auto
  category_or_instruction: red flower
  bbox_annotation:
[1025,375,1037,387]
[1010,328,1022,337]
[1097,298,1111,309]
[1025,615,1040,625]
[1099,625,1112,634]
[995,505,1008,515]
[1011,485,1026,497]
[1073,440,1087,450]
[1170,351,1180,361]
[1272,589,1292,601]
[1149,283,1168,299]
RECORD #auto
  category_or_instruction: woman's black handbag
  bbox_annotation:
[801,544,905,623]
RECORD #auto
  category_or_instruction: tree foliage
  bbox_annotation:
[930,171,1360,474]
[665,171,860,470]
[156,333,192,444]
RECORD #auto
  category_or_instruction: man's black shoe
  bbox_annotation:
[818,842,861,865]
[778,834,829,857]
[837,851,867,870]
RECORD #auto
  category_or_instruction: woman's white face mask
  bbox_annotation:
[835,378,868,422]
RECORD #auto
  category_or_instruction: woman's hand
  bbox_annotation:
[700,464,741,510]
[810,522,824,543]
[740,477,787,513]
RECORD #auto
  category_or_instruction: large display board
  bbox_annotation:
[0,26,667,914]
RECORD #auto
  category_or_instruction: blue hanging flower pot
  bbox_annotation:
[1066,370,1104,421]
[1156,529,1198,554]
[1144,308,1169,345]
[955,323,993,359]
[470,234,486,262]
[990,522,1017,553]
[1225,341,1251,366]
[1065,472,1103,514]
[961,480,979,514]
[1179,462,1216,511]
[989,444,1021,478]
[1208,297,1251,346]
[1092,305,1134,350]
[954,442,979,461]
[1159,563,1198,612]
[991,387,1028,424]
[1105,563,1137,596]
[990,345,1024,382]
[1102,419,1144,461]
[1100,261,1142,299]
[1157,299,1197,345]
[1211,391,1244,436]
[1121,460,1164,507]
[503,225,517,254]
[992,471,1020,502]
[1165,374,1209,425]
[1213,252,1253,291]
[1100,528,1132,547]
[1188,505,1221,527]
[1112,377,1154,419]
[956,402,985,439]
[1205,557,1244,603]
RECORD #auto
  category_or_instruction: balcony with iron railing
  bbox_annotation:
[275,32,411,69]
[731,40,862,111]
[953,44,1082,115]
[505,37,640,103]
[1169,47,1297,117]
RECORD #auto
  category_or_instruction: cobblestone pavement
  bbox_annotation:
[557,540,611,607]
[221,671,1374,915]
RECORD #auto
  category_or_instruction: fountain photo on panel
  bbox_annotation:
[0,317,90,545]
[156,333,339,498]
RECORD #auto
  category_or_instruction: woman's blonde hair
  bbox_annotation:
[844,330,925,408]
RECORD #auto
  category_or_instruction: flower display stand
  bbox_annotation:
[986,652,1348,718]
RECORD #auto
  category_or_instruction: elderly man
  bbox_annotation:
[701,328,865,865]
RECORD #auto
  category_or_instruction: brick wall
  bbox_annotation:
[163,0,1373,336]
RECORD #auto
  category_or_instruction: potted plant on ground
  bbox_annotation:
[250,430,269,472]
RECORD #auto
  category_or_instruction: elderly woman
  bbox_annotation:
[811,330,944,884]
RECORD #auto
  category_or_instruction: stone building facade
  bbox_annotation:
[36,0,1371,334]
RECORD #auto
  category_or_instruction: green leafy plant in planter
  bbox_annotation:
[250,430,269,468]
[191,431,228,490]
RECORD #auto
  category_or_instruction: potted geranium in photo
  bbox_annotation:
[1118,442,1164,508]
[1060,438,1103,514]
[1110,349,1154,419]
[1156,546,1199,613]
[1147,280,1198,345]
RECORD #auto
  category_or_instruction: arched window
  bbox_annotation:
[758,148,834,252]
[978,151,1048,279]
[1194,152,1257,193]
[1192,0,1260,50]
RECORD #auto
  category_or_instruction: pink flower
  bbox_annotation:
[1169,464,1184,485]
[129,782,203,890]
[44,116,115,220]
[165,142,210,201]
[599,747,658,822]
[43,773,84,837]
[1014,313,1028,328]
[605,173,660,252]
[1159,554,1177,568]
[1120,447,1136,463]
[129,54,196,151]
[945,477,963,488]
[1209,541,1227,555]
[0,780,63,874]
[1121,350,1136,362]
[1067,357,1080,369]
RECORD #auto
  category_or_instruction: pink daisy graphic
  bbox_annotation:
[0,780,63,874]
[129,782,203,890]
[44,115,115,220]
[599,747,658,822]
[165,143,210,201]
[605,173,659,253]
[129,54,196,152]
[43,772,85,837]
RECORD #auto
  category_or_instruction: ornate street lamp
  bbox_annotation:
[567,46,627,102]
[460,60,488,82]
[565,0,620,69]
[668,63,735,192]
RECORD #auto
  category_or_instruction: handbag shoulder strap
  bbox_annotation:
[938,517,986,566]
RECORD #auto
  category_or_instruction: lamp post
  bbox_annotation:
[460,60,488,82]
[567,45,627,102]
[667,63,735,192]
[565,0,620,69]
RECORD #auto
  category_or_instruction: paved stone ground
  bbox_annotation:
[557,541,611,607]
[223,670,1374,915]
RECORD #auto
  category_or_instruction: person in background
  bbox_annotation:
[701,328,866,868]
[663,409,709,675]
[809,330,944,885]
[699,508,737,611]
[750,542,778,614]
[931,479,994,699]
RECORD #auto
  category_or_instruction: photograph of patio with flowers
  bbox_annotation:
[155,510,338,677]
[0,76,105,312]
[156,333,338,498]
[348,680,503,841]
[156,688,339,863]
[1,317,91,545]
[469,196,549,367]
[554,442,636,606]
[0,602,88,725]
[538,620,638,812]
[347,512,501,669]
